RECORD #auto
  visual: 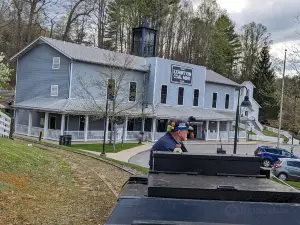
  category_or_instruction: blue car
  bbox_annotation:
[254,146,298,167]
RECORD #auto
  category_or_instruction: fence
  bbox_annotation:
[0,111,11,137]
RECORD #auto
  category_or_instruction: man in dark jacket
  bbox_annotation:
[148,119,189,170]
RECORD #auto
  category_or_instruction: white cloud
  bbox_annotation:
[217,0,248,13]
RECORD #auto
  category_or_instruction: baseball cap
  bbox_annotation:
[169,119,189,131]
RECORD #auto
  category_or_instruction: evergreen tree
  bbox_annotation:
[207,14,241,80]
[251,42,278,120]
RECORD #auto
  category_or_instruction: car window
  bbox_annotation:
[275,149,283,155]
[254,148,260,154]
[287,161,300,168]
[282,150,292,157]
[265,149,276,154]
[266,148,281,154]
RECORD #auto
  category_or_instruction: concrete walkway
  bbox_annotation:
[83,142,154,163]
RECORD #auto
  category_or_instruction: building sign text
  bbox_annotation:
[170,65,193,85]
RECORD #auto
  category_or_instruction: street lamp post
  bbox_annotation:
[233,86,252,154]
[292,95,300,145]
[277,49,287,148]
[139,102,148,144]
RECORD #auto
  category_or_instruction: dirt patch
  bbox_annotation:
[0,171,29,190]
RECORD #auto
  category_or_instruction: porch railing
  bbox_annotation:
[126,131,140,140]
[31,127,43,137]
[15,124,28,135]
[64,131,85,141]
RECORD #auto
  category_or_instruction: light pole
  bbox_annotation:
[292,95,300,145]
[233,86,252,154]
[277,49,287,148]
[139,102,148,144]
[101,98,109,156]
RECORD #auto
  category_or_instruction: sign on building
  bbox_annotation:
[170,65,193,85]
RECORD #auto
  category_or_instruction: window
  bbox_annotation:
[127,119,134,131]
[225,94,229,109]
[193,89,199,106]
[52,57,60,69]
[282,151,292,157]
[129,82,137,101]
[51,85,58,96]
[287,161,300,168]
[107,79,115,100]
[157,119,168,132]
[212,93,217,108]
[161,85,167,104]
[178,87,184,105]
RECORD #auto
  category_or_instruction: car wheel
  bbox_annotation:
[262,159,271,167]
[278,173,287,181]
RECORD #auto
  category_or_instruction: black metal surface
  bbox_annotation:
[132,220,245,225]
[153,152,261,176]
[104,195,300,225]
[147,173,300,203]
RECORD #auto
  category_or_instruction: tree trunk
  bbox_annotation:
[63,0,85,41]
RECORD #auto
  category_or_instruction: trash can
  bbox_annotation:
[59,135,64,145]
[65,135,72,146]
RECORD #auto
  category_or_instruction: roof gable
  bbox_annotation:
[241,81,256,88]
[10,36,148,72]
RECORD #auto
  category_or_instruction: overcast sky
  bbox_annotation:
[192,0,300,73]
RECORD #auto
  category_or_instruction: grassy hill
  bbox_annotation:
[0,138,116,224]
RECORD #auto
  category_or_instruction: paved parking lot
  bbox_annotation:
[128,142,300,168]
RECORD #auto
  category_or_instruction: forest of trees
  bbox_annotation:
[0,0,298,133]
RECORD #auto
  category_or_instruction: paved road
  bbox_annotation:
[129,142,300,168]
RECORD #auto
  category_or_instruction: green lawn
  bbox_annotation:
[262,129,289,143]
[15,136,149,174]
[0,137,82,224]
[70,142,143,153]
[271,178,300,189]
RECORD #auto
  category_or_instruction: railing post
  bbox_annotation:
[151,118,156,142]
[61,114,65,135]
[84,115,89,142]
[44,112,49,139]
[205,121,209,141]
[217,121,220,141]
[28,110,32,137]
[124,117,128,141]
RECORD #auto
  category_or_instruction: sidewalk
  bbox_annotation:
[83,142,153,163]
[183,140,264,145]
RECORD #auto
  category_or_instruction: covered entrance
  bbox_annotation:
[188,121,206,140]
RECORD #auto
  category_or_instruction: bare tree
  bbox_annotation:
[24,0,55,43]
[62,0,95,41]
[90,0,106,48]
[74,51,150,144]
[0,0,14,30]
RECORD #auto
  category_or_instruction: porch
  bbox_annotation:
[14,109,247,142]
[14,109,155,142]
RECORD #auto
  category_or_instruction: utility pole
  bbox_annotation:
[277,49,287,148]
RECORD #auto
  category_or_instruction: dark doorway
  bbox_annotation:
[49,116,56,130]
